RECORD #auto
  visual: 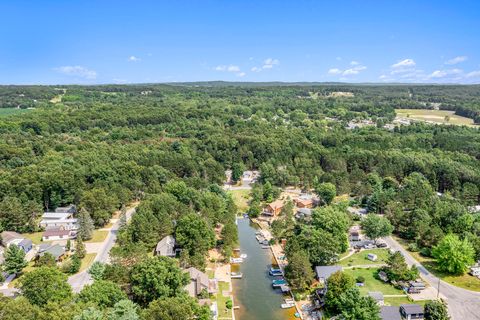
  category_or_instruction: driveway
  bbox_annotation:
[384,236,480,320]
[68,205,137,292]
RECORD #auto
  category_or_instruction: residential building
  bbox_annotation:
[264,200,284,216]
[400,304,424,320]
[350,231,360,241]
[315,265,342,285]
[0,231,33,253]
[380,306,401,320]
[38,243,66,261]
[42,228,76,241]
[155,235,176,257]
[40,211,78,230]
[294,196,313,208]
[185,267,217,297]
[55,204,77,214]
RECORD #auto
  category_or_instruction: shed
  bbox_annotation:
[367,253,378,261]
[400,304,424,320]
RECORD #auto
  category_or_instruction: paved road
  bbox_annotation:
[385,236,480,320]
[68,206,137,292]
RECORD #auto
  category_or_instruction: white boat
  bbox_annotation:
[284,298,295,304]
[240,253,247,259]
[231,272,243,279]
[281,302,295,309]
[230,257,243,263]
[261,245,270,249]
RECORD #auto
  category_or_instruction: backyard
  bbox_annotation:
[339,249,390,267]
[227,189,251,213]
[214,281,233,319]
[344,267,404,295]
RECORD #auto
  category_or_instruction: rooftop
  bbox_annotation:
[400,304,424,315]
[380,306,401,320]
[315,265,342,280]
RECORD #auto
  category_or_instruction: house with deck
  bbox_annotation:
[264,200,284,216]
[185,267,217,297]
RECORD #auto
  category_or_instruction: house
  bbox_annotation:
[38,243,65,261]
[368,291,384,306]
[408,281,425,291]
[347,207,368,216]
[315,266,342,285]
[185,267,217,297]
[367,253,378,261]
[350,231,360,241]
[40,211,78,230]
[294,196,313,208]
[42,228,76,241]
[0,231,33,253]
[55,204,77,214]
[400,304,424,320]
[380,306,401,320]
[264,200,284,216]
[155,235,176,257]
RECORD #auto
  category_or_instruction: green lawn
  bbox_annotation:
[79,253,97,272]
[214,281,233,319]
[227,189,251,213]
[344,268,403,295]
[22,232,45,244]
[339,249,390,267]
[395,109,477,127]
[85,230,109,243]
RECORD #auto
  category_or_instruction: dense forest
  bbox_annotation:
[0,83,479,319]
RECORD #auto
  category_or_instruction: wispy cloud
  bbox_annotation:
[251,58,280,72]
[466,70,480,78]
[328,62,367,76]
[328,68,342,75]
[343,65,367,75]
[128,56,141,62]
[391,58,416,69]
[426,68,462,79]
[350,61,359,66]
[54,66,97,79]
[215,64,240,72]
[445,56,467,65]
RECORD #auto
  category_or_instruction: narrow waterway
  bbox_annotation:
[233,218,296,320]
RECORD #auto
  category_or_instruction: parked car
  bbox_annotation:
[377,242,388,248]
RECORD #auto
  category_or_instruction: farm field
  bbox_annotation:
[395,109,477,126]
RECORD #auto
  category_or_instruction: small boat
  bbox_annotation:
[231,272,243,279]
[256,235,264,242]
[280,285,291,292]
[284,298,295,304]
[243,213,249,218]
[261,245,270,249]
[240,253,247,259]
[272,279,287,287]
[269,268,283,276]
[261,240,269,245]
[281,302,295,309]
[230,257,243,264]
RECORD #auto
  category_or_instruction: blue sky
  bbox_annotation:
[1,0,480,84]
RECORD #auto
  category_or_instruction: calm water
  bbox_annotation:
[233,218,296,320]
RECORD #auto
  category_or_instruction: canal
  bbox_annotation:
[232,218,296,320]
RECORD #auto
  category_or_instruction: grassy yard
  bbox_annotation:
[85,230,109,243]
[344,268,404,295]
[79,253,97,273]
[22,232,45,244]
[227,189,251,213]
[395,109,477,127]
[394,236,480,292]
[214,281,233,319]
[339,249,390,267]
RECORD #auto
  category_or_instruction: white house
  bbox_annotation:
[40,211,78,230]
[42,228,76,241]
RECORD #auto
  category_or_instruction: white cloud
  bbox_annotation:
[391,58,416,69]
[237,72,246,77]
[54,66,97,79]
[262,58,279,69]
[328,68,342,75]
[343,65,367,75]
[215,64,240,72]
[466,70,480,78]
[128,56,141,62]
[445,56,467,65]
[251,66,261,72]
[426,69,463,79]
[350,61,359,66]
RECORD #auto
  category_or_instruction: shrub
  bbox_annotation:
[408,243,419,252]
[356,276,365,283]
[225,299,233,309]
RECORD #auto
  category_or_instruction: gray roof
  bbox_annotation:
[0,231,23,245]
[380,306,401,320]
[55,205,76,213]
[185,267,210,297]
[297,208,312,215]
[315,265,342,280]
[400,304,424,315]
[39,244,65,260]
[18,238,32,248]
[155,235,176,256]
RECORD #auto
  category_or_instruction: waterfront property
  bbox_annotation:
[264,200,285,216]
[315,265,342,285]
[185,267,218,298]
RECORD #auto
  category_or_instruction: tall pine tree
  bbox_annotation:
[77,208,94,241]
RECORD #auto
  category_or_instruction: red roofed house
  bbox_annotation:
[264,200,284,216]
[42,228,76,241]
[294,197,314,208]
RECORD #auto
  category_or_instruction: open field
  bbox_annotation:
[227,189,250,213]
[0,108,31,117]
[344,267,404,295]
[339,249,390,267]
[395,109,477,126]
[85,230,109,243]
[394,236,480,292]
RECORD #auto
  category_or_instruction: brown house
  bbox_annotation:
[294,197,313,208]
[264,200,284,216]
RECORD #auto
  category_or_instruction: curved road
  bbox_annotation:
[68,206,137,292]
[384,236,480,320]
